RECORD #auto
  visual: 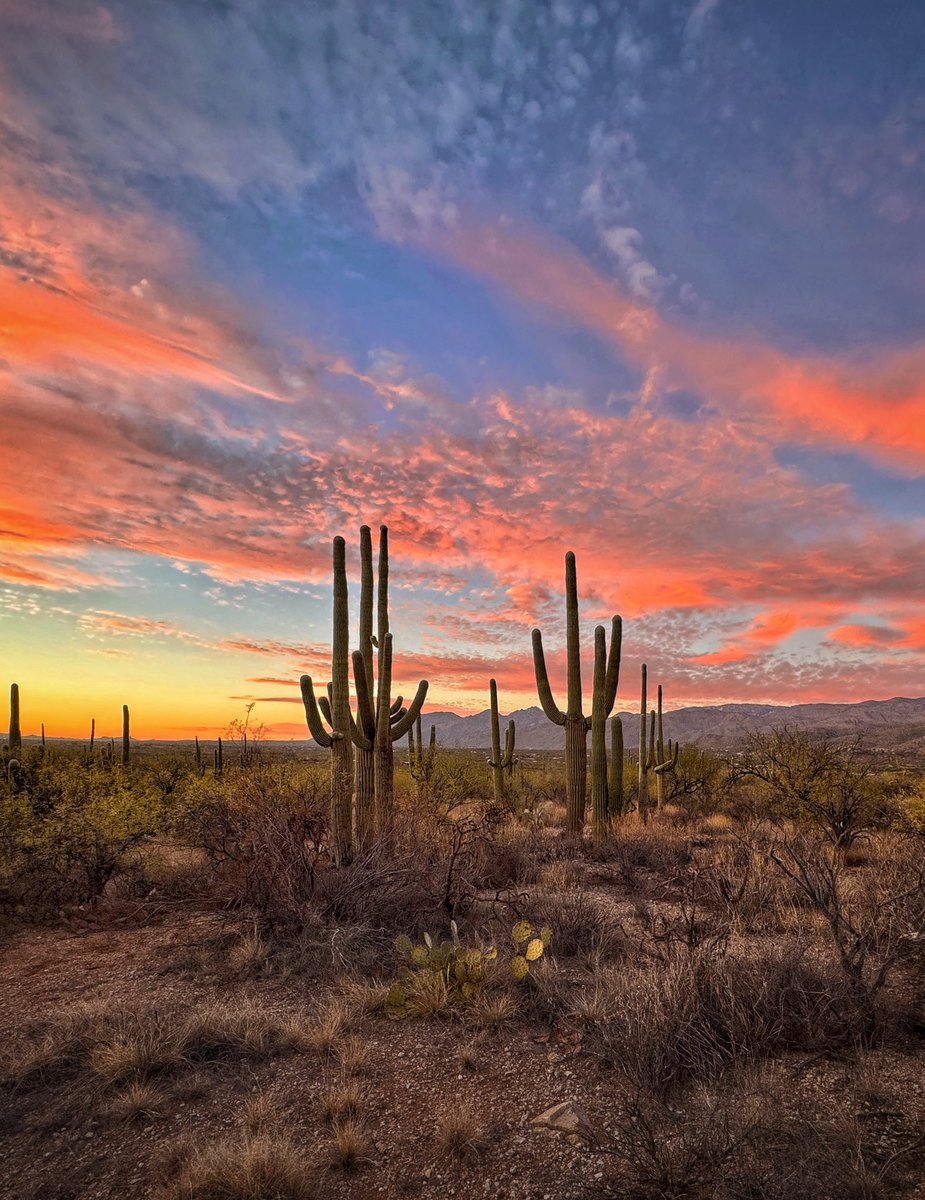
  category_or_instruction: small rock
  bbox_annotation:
[529,1101,598,1143]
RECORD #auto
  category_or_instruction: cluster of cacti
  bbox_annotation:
[533,552,622,836]
[386,919,551,1016]
[510,919,551,980]
[301,526,428,861]
[407,713,438,801]
[637,666,679,822]
[487,678,516,806]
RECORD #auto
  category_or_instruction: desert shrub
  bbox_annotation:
[598,1068,901,1200]
[529,888,626,963]
[179,762,327,934]
[734,729,898,848]
[758,830,925,1038]
[589,943,851,1094]
[660,746,726,818]
[0,755,163,917]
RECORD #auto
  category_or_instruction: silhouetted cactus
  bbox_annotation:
[533,552,621,834]
[488,678,516,806]
[122,704,130,766]
[8,683,21,756]
[639,669,679,820]
[653,685,680,808]
[408,713,438,801]
[300,536,355,863]
[608,715,624,819]
[214,736,223,777]
[350,526,428,839]
[89,717,96,754]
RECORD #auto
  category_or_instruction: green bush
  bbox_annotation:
[0,753,164,916]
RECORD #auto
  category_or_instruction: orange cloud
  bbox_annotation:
[428,215,925,470]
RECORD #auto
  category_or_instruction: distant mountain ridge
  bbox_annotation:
[417,696,925,756]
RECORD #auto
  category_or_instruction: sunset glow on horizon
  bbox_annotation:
[2,1,924,739]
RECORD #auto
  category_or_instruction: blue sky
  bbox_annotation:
[1,0,924,735]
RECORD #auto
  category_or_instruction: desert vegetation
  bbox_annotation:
[2,530,925,1199]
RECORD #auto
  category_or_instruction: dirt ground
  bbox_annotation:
[4,863,925,1200]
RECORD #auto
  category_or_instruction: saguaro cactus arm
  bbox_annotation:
[300,675,335,747]
[532,629,566,725]
[654,740,680,775]
[389,677,428,741]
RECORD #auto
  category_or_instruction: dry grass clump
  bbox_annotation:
[465,987,520,1028]
[162,1132,316,1199]
[104,1078,169,1123]
[318,1082,360,1124]
[293,998,353,1055]
[435,1108,491,1163]
[529,887,625,963]
[326,1118,371,1173]
[3,999,314,1092]
[336,1035,371,1076]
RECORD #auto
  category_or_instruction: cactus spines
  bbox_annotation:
[608,715,624,819]
[122,704,130,766]
[533,552,620,834]
[300,536,354,864]
[8,683,21,755]
[488,678,516,806]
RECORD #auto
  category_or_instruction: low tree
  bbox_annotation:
[733,728,889,848]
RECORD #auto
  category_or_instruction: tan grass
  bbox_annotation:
[163,1133,316,1199]
[435,1108,490,1162]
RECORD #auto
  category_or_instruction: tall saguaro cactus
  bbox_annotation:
[654,685,680,809]
[351,525,428,835]
[8,683,21,755]
[300,536,355,863]
[122,704,130,766]
[608,715,624,819]
[533,552,621,834]
[488,678,516,806]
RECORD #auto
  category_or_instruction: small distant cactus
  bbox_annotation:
[122,704,130,766]
[8,683,21,755]
[408,714,438,801]
[487,678,516,806]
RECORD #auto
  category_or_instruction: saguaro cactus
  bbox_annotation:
[488,678,516,806]
[608,715,624,819]
[653,685,679,808]
[122,704,130,766]
[214,736,223,777]
[300,536,355,864]
[8,683,21,755]
[638,668,679,821]
[533,552,621,834]
[408,714,438,801]
[350,526,428,836]
[89,717,96,754]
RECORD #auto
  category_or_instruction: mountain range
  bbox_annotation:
[415,696,925,758]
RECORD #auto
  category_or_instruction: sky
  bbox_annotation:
[1,0,925,739]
